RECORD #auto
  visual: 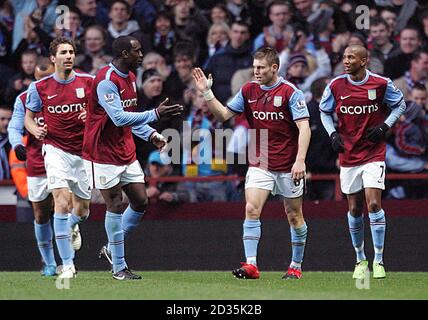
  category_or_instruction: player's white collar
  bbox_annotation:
[109,63,128,78]
[53,71,75,84]
[260,76,282,90]
[346,70,369,86]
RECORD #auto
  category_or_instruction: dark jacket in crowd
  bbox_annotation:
[204,41,253,104]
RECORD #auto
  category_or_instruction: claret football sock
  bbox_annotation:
[243,219,261,266]
[369,209,386,263]
[347,212,366,262]
[34,220,56,267]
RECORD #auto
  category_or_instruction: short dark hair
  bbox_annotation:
[112,36,137,58]
[172,41,195,60]
[110,0,131,14]
[49,37,77,56]
[267,0,290,15]
[253,46,280,67]
[412,83,427,92]
[412,49,428,62]
[36,56,53,71]
[21,49,38,58]
[370,17,389,31]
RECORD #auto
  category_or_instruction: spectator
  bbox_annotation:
[106,0,141,51]
[393,50,428,101]
[137,51,171,86]
[75,25,113,75]
[386,101,428,174]
[182,90,229,202]
[136,10,177,65]
[11,0,58,52]
[97,0,157,31]
[210,3,232,25]
[418,9,428,48]
[171,0,211,64]
[75,0,97,28]
[0,0,12,65]
[369,17,399,68]
[145,150,191,204]
[0,105,11,180]
[226,0,251,24]
[375,0,419,35]
[204,22,230,67]
[411,83,428,112]
[164,41,196,109]
[305,77,337,200]
[204,21,253,104]
[135,68,183,167]
[379,6,398,39]
[5,50,37,105]
[253,1,293,53]
[283,49,331,99]
[307,7,335,55]
[384,26,422,80]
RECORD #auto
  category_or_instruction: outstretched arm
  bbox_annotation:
[192,68,235,122]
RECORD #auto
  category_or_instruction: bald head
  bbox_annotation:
[346,45,368,60]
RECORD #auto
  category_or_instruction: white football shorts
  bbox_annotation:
[43,144,91,200]
[27,175,51,202]
[245,167,304,198]
[84,159,145,190]
[340,161,386,194]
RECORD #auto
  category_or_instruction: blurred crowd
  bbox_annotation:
[1,0,428,202]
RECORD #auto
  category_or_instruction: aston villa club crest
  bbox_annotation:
[368,89,376,100]
[76,88,85,98]
[273,96,282,107]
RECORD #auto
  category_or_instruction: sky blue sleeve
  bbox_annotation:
[7,96,25,148]
[25,82,42,113]
[288,89,310,120]
[226,89,245,114]
[97,79,158,127]
[383,79,404,109]
[320,112,336,137]
[132,124,156,141]
[383,79,406,127]
[319,84,336,114]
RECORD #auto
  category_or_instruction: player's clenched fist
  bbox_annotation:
[155,98,183,118]
[150,132,168,152]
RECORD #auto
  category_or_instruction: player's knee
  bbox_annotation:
[33,209,50,224]
[349,206,363,217]
[368,201,381,213]
[245,202,261,219]
[287,210,302,227]
[54,198,70,213]
[131,197,148,212]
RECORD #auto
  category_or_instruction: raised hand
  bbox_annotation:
[192,68,212,93]
[155,98,183,118]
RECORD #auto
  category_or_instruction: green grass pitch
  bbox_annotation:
[1,271,427,300]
